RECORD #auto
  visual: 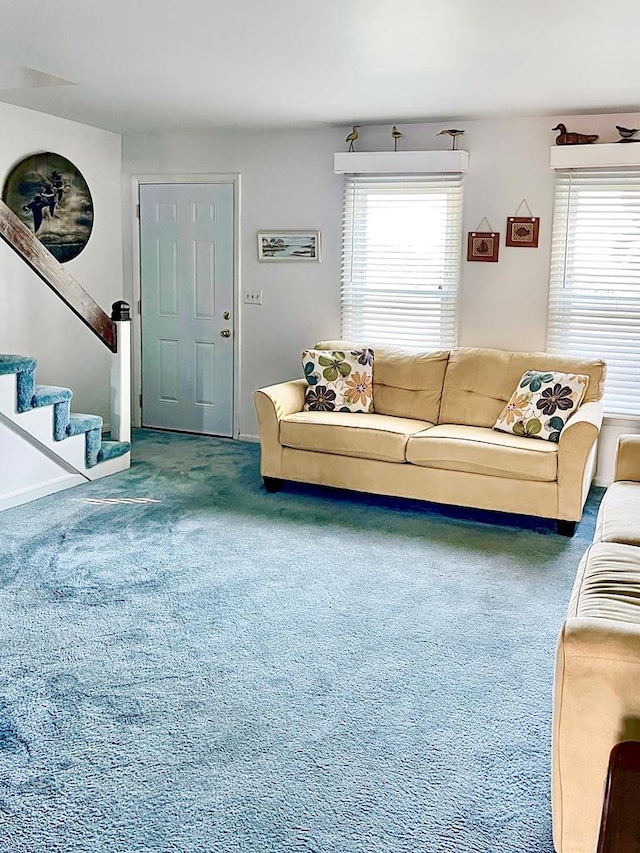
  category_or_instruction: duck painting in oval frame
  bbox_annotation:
[2,152,93,263]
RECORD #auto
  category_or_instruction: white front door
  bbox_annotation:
[140,183,234,436]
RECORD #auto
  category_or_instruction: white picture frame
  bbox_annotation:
[257,230,321,262]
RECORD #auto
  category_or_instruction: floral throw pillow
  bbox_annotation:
[493,369,589,442]
[302,348,374,413]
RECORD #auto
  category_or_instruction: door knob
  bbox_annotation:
[220,329,231,338]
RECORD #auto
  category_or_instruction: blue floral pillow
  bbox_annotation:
[302,348,374,413]
[493,370,589,442]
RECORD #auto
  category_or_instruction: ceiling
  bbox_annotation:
[0,0,638,134]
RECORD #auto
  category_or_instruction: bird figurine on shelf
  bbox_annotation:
[345,125,360,152]
[552,124,599,145]
[437,128,465,150]
[391,125,403,151]
[616,125,640,143]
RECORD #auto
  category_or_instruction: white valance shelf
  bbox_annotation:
[333,149,469,175]
[550,143,640,169]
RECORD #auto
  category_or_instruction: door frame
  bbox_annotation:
[130,174,241,438]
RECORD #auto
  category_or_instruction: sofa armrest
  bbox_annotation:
[560,400,604,442]
[255,379,306,420]
[614,434,640,483]
[557,401,604,521]
[254,380,306,478]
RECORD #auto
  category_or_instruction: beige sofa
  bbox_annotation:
[552,434,640,852]
[254,344,606,534]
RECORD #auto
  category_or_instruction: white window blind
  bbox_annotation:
[341,173,463,349]
[547,167,640,417]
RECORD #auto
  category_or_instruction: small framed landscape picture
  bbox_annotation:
[258,230,321,262]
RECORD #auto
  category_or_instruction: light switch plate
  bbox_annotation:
[244,290,263,305]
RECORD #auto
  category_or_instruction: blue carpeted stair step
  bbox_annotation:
[17,370,36,412]
[96,440,131,465]
[66,414,104,468]
[0,354,36,375]
[66,417,130,469]
[0,354,37,412]
[32,385,73,441]
[66,413,103,437]
[31,385,73,408]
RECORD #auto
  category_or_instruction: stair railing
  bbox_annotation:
[0,198,131,444]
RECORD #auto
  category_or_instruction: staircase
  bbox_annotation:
[0,354,131,511]
[0,198,132,513]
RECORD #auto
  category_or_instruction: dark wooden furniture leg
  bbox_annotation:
[263,477,283,493]
[557,520,577,537]
[597,741,640,853]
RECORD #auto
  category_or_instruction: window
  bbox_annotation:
[547,167,640,416]
[341,173,463,349]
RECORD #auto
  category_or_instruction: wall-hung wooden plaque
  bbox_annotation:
[2,152,93,263]
[505,216,540,248]
[467,231,499,262]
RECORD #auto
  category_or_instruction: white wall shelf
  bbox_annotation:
[333,149,469,174]
[550,143,640,169]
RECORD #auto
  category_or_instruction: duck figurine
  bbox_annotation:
[552,124,599,145]
[616,125,640,143]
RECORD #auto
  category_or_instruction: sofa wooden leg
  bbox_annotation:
[557,520,577,537]
[263,477,283,493]
[597,741,640,853]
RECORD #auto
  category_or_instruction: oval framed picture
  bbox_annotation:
[2,152,93,263]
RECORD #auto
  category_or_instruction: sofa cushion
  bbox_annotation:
[493,369,588,442]
[568,542,640,624]
[594,481,640,546]
[438,347,606,429]
[280,411,432,463]
[405,424,558,481]
[314,341,449,424]
[302,348,374,413]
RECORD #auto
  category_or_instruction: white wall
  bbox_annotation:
[0,418,83,511]
[0,100,123,422]
[122,112,640,484]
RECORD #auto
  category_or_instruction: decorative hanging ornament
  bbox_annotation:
[467,217,499,262]
[505,199,540,248]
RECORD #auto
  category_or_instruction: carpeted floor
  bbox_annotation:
[0,429,603,853]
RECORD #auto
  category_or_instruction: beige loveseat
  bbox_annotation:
[254,344,606,534]
[552,434,640,852]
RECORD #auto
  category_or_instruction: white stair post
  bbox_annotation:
[110,301,131,443]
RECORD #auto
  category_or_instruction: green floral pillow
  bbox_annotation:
[493,369,589,442]
[302,348,374,413]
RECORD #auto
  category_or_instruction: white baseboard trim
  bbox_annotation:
[84,452,131,481]
[0,473,87,512]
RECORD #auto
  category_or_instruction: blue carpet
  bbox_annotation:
[0,429,602,853]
